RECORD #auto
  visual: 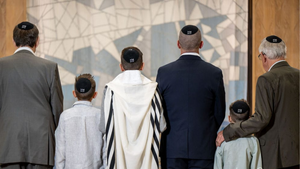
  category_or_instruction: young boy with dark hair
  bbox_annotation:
[214,99,262,169]
[55,74,106,169]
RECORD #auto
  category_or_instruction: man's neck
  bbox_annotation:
[77,99,92,102]
[267,57,285,71]
[180,49,199,55]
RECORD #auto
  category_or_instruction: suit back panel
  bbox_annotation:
[157,55,225,159]
[255,62,299,168]
[0,51,59,165]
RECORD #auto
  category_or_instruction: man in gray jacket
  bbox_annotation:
[216,35,299,169]
[0,21,64,169]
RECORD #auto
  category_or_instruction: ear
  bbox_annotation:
[35,36,40,48]
[13,38,17,48]
[263,54,268,62]
[228,116,233,123]
[177,40,181,49]
[92,92,98,99]
[120,64,125,72]
[139,63,144,70]
[199,41,204,49]
[72,90,77,98]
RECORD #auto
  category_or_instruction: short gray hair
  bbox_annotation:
[179,29,202,50]
[258,38,287,59]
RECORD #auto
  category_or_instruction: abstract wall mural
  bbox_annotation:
[27,0,248,128]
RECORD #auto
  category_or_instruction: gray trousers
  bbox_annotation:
[0,163,52,169]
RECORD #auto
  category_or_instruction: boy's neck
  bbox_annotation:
[77,99,92,102]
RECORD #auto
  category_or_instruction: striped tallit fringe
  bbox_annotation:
[106,91,115,169]
[150,90,163,169]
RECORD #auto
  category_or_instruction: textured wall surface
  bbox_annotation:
[27,0,248,127]
[251,0,299,113]
[0,0,27,58]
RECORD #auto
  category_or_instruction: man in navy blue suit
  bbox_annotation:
[156,25,226,169]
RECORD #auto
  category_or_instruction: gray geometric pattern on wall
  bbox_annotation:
[27,0,248,127]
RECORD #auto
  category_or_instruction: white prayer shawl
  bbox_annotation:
[104,70,165,169]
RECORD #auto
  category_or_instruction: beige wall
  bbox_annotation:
[0,0,26,58]
[252,0,300,112]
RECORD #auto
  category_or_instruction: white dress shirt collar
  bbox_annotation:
[268,60,286,72]
[181,52,200,57]
[73,100,92,107]
[14,46,35,55]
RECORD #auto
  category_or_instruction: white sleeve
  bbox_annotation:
[155,91,166,132]
[159,110,167,132]
[99,87,108,134]
[100,134,107,169]
[250,138,263,169]
[55,115,66,169]
[214,147,223,169]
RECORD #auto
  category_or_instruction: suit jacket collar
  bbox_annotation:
[270,60,289,71]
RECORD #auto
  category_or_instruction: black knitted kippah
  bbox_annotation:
[76,78,91,93]
[232,101,250,114]
[181,25,199,35]
[123,48,139,63]
[18,22,34,30]
[266,35,282,43]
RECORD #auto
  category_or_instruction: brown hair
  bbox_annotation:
[13,22,39,48]
[74,74,96,100]
[121,46,143,70]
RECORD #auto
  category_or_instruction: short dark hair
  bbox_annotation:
[74,74,96,101]
[13,22,39,48]
[121,46,143,70]
[229,99,250,122]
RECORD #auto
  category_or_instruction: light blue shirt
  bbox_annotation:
[214,136,262,169]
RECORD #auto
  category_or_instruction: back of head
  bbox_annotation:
[13,21,39,48]
[179,25,202,51]
[74,74,96,101]
[259,35,287,59]
[121,46,143,70]
[229,99,250,122]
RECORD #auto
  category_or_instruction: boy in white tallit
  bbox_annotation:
[214,99,262,169]
[102,46,167,169]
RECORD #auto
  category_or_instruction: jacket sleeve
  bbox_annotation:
[156,68,167,132]
[214,70,226,128]
[50,64,64,127]
[156,68,164,96]
[223,76,273,141]
[55,115,65,169]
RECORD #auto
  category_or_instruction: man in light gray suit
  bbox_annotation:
[216,35,299,169]
[0,21,64,169]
